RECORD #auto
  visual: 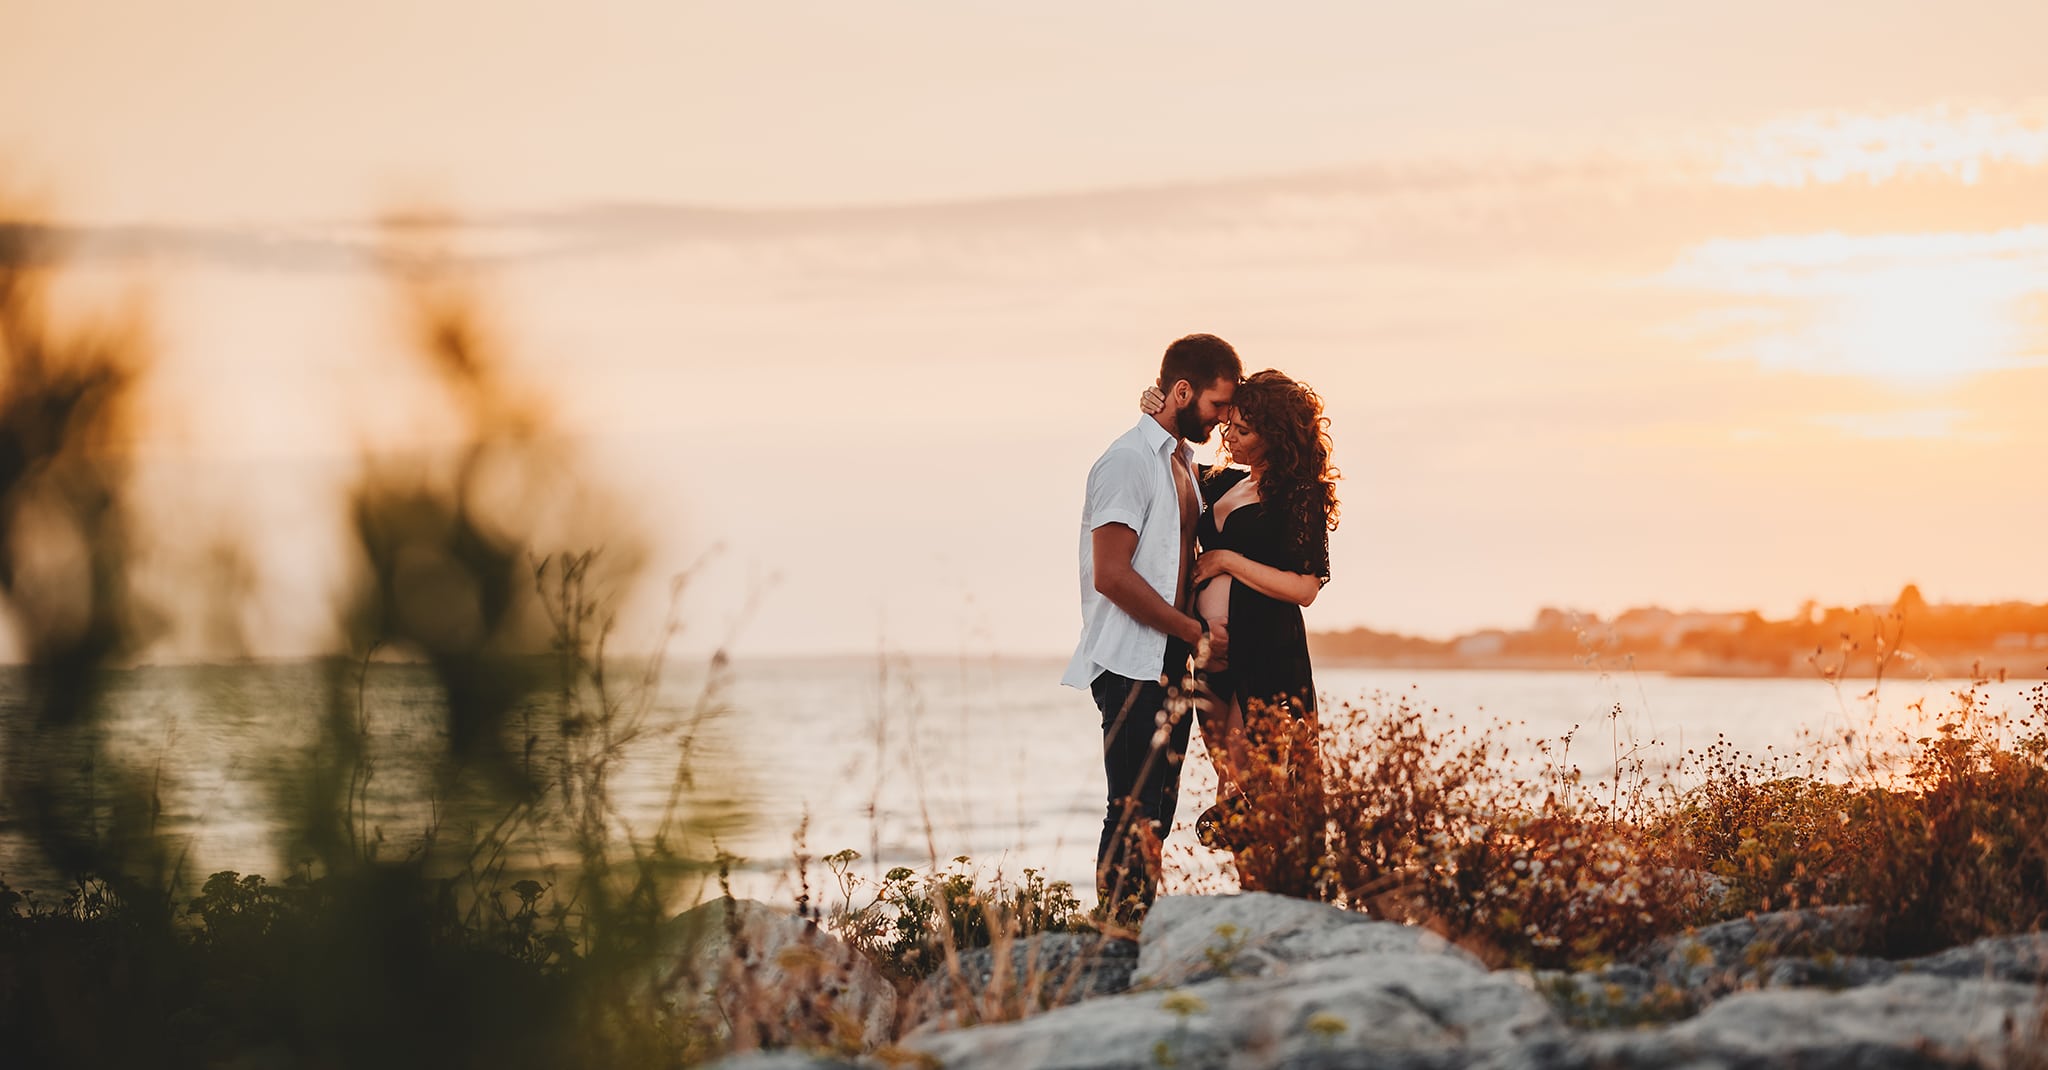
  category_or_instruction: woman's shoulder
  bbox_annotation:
[1200,465,1251,494]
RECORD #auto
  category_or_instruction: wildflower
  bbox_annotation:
[1160,991,1208,1017]
[1306,1012,1348,1039]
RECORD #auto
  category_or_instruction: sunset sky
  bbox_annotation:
[4,1,2047,658]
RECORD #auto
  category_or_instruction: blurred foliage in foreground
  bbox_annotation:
[0,213,739,1067]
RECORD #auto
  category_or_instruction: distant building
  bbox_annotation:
[1610,607,1745,648]
[1532,607,1595,633]
[1456,631,1508,657]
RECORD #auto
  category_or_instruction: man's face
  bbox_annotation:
[1172,377,1237,443]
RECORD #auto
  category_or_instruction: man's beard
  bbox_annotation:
[1174,404,1211,443]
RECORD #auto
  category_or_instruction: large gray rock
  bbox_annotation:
[1903,931,2048,985]
[1531,964,1694,1029]
[1539,951,1903,1028]
[1633,906,1872,994]
[1479,974,2043,1070]
[1756,953,1898,992]
[885,891,2048,1069]
[907,947,1564,1069]
[1537,906,1889,1024]
[1658,976,2038,1064]
[904,932,1138,1033]
[651,898,895,1053]
[1134,892,1475,988]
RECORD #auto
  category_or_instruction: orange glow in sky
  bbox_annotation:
[4,2,2048,658]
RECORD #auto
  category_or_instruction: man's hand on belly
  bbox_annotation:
[1198,620,1230,672]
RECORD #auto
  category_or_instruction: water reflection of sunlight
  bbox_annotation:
[1663,226,2048,388]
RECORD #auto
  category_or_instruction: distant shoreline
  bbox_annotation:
[1310,656,2048,680]
[59,655,2042,681]
[1310,589,2048,683]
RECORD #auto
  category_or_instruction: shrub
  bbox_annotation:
[1238,694,1707,968]
[827,853,1082,982]
[1838,686,2048,955]
[1202,680,2048,970]
[1662,735,1872,915]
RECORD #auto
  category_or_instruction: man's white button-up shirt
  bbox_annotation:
[1062,416,1191,689]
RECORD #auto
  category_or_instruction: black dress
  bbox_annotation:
[1195,467,1329,721]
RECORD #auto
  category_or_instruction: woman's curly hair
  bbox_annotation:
[1221,369,1340,566]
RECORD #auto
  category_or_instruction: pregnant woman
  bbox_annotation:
[1144,369,1339,896]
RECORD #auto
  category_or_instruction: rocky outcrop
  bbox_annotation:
[1903,930,2048,985]
[683,894,2048,1070]
[1633,905,1873,993]
[904,896,2046,1069]
[1133,891,1476,988]
[1491,975,2043,1070]
[908,894,1563,1069]
[909,953,1567,1069]
[1538,906,2048,1033]
[904,932,1138,1033]
[1539,905,1892,1026]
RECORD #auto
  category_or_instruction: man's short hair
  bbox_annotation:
[1158,333,1242,394]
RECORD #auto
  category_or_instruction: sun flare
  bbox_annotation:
[1814,262,2023,387]
[1664,226,2048,388]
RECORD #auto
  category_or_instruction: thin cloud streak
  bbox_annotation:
[14,108,2048,282]
[1717,104,2048,188]
[0,157,1644,271]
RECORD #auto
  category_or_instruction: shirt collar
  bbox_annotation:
[1135,414,1184,459]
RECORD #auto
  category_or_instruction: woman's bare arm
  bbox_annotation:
[1193,550,1322,608]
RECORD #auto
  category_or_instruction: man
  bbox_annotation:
[1063,333,1241,919]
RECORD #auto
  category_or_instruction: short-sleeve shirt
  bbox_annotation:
[1061,417,1193,688]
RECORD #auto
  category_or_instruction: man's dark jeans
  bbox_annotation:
[1092,664,1192,918]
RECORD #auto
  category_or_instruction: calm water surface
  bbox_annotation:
[0,659,2037,902]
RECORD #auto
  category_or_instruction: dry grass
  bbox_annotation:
[1190,677,2048,970]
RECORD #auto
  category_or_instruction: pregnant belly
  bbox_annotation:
[1196,576,1232,625]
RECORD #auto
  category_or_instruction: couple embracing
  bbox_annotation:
[1062,333,1340,920]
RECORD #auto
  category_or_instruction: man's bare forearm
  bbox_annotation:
[1090,522,1202,648]
[1096,565,1202,645]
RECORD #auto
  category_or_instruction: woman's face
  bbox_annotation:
[1222,411,1266,469]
